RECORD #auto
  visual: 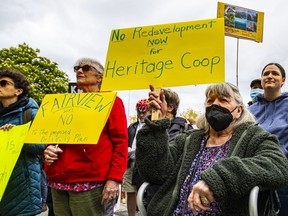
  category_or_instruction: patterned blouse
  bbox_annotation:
[173,137,231,216]
[48,181,105,192]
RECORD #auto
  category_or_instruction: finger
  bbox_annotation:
[193,192,210,212]
[149,84,155,91]
[200,196,209,206]
[188,190,198,214]
[101,190,109,204]
[148,91,160,101]
[101,191,115,205]
[205,192,215,203]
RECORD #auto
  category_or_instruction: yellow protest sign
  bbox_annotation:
[217,2,264,43]
[0,122,31,201]
[25,92,116,144]
[101,18,225,91]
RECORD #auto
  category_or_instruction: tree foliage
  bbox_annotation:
[129,115,137,124]
[0,43,69,104]
[128,108,200,124]
[179,108,200,123]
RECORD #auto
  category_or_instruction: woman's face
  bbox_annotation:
[261,64,285,91]
[206,91,242,119]
[0,77,22,100]
[75,64,102,90]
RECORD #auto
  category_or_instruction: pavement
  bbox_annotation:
[114,202,142,216]
[37,202,142,216]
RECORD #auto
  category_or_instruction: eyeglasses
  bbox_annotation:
[0,80,14,87]
[74,65,97,73]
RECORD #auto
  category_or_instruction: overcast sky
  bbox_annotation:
[1,0,287,119]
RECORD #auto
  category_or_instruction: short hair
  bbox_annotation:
[261,63,286,78]
[0,68,30,99]
[163,88,180,117]
[74,58,104,75]
[250,79,262,88]
[197,82,256,132]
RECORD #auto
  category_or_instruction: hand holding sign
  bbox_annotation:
[44,145,63,165]
[148,85,167,121]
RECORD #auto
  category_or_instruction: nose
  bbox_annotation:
[266,72,273,78]
[212,98,221,105]
[139,112,145,117]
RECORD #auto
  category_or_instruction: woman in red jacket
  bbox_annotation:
[44,58,128,216]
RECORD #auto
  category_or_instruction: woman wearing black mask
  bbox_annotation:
[135,82,288,216]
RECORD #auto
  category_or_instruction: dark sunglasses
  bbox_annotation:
[74,65,96,73]
[0,80,14,87]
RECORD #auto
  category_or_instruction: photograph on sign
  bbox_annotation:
[217,2,264,42]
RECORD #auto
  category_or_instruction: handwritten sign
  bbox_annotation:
[0,122,30,201]
[25,92,116,144]
[101,18,225,91]
[217,2,264,42]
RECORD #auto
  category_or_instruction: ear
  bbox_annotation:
[15,88,23,96]
[236,105,243,118]
[281,77,286,87]
[96,75,103,82]
[167,104,174,113]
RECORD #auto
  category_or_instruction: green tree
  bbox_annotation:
[0,43,69,104]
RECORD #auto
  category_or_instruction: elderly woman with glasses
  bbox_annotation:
[0,69,46,216]
[44,58,128,216]
[135,82,288,216]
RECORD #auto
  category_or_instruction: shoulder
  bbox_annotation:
[277,93,288,104]
[25,98,39,109]
[111,96,125,111]
[114,96,124,104]
[128,121,138,128]
[234,122,276,142]
[24,98,39,117]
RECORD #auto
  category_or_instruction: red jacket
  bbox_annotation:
[45,97,128,183]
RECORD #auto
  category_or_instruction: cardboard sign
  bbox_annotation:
[0,122,30,201]
[102,18,225,91]
[25,92,116,144]
[217,2,264,42]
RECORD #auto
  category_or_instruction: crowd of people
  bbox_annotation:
[1,60,288,216]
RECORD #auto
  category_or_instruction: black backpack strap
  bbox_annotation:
[22,108,32,124]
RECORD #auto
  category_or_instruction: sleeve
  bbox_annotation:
[200,126,288,201]
[107,97,128,181]
[135,117,185,184]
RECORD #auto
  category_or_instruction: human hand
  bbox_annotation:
[128,147,134,152]
[188,180,215,214]
[44,145,63,165]
[101,180,120,205]
[148,84,167,120]
[0,124,15,131]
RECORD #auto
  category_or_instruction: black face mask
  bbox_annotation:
[205,104,237,132]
